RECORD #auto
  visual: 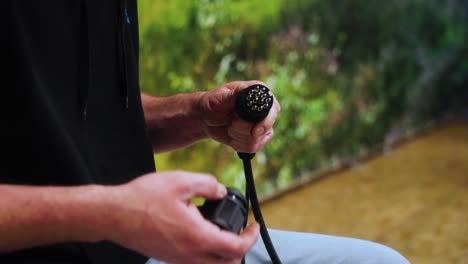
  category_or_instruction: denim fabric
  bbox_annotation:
[145,229,410,264]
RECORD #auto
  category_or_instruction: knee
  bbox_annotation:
[250,230,411,264]
[351,239,410,264]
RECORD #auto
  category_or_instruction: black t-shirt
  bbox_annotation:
[3,0,155,263]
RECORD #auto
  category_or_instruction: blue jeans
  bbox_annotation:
[146,229,410,264]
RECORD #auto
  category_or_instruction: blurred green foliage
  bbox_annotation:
[138,0,467,195]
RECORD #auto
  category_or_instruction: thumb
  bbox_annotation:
[218,81,267,111]
[215,86,238,111]
[179,172,227,201]
[214,82,248,110]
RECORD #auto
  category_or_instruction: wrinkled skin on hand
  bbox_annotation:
[112,171,260,264]
[199,81,280,153]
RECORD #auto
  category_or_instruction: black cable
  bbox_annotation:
[238,152,282,264]
[234,84,281,263]
[241,175,250,264]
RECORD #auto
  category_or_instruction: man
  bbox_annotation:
[2,1,410,264]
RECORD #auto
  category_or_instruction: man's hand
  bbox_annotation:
[0,172,258,263]
[198,81,281,153]
[109,171,260,264]
[142,80,280,153]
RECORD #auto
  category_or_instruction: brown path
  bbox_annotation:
[258,123,468,264]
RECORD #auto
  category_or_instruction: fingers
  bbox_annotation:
[181,203,258,263]
[229,128,274,153]
[204,80,280,152]
[223,80,268,93]
[182,204,258,263]
[209,80,269,114]
[252,95,280,137]
[123,171,257,264]
[228,119,253,137]
[200,254,242,264]
[228,116,276,153]
[175,172,227,201]
[229,81,280,152]
[201,222,260,260]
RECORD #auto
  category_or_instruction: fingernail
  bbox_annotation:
[239,83,248,89]
[253,126,265,137]
[218,185,227,197]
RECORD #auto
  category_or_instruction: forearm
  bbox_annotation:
[141,93,208,153]
[0,184,126,252]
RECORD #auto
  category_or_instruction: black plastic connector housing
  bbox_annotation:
[235,84,274,123]
[199,187,247,234]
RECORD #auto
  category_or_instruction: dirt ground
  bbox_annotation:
[256,122,468,264]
